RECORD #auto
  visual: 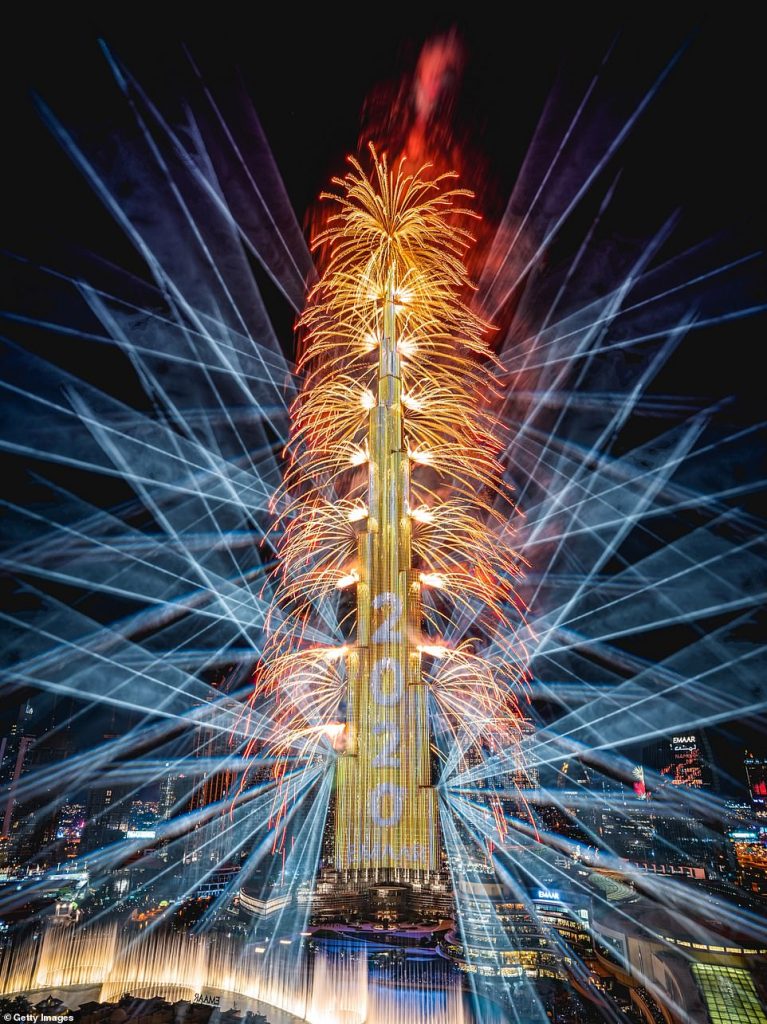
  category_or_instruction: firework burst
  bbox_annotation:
[253,147,530,848]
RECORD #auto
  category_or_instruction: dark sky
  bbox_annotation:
[1,13,765,793]
[3,12,764,266]
[2,12,764,401]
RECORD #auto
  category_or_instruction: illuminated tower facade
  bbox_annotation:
[254,150,525,916]
[334,269,438,880]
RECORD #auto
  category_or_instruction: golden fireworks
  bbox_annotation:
[253,144,529,786]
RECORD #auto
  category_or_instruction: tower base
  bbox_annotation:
[311,866,454,926]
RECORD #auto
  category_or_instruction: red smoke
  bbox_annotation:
[405,28,466,167]
[360,28,469,177]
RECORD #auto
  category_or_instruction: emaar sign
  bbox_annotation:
[535,889,562,902]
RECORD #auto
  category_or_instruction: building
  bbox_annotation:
[332,299,439,893]
[643,733,712,791]
[3,700,75,869]
[0,701,37,865]
[327,222,442,920]
[79,781,133,854]
[442,880,591,980]
[54,802,86,859]
[639,733,724,877]
[184,676,241,872]
[727,827,767,897]
[744,753,767,821]
[591,883,767,1024]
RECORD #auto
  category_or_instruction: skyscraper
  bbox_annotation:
[643,732,712,790]
[253,153,523,926]
[0,700,36,865]
[185,675,239,869]
[641,732,717,875]
[333,248,438,881]
[665,734,710,788]
[744,753,767,820]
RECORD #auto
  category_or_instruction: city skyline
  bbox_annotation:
[1,13,766,1024]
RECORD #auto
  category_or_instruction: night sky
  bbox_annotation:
[1,12,765,796]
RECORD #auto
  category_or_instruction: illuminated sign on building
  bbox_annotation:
[334,246,438,876]
[745,756,767,817]
[664,733,706,788]
[634,862,707,879]
[535,890,562,902]
[125,829,156,840]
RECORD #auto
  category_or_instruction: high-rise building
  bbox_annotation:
[253,155,521,930]
[586,778,655,862]
[333,275,438,882]
[55,802,86,859]
[184,676,240,870]
[159,769,187,822]
[644,732,712,790]
[508,719,540,794]
[667,733,709,788]
[2,698,77,869]
[728,831,767,896]
[80,781,133,852]
[640,733,721,876]
[0,701,37,863]
[744,753,767,820]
